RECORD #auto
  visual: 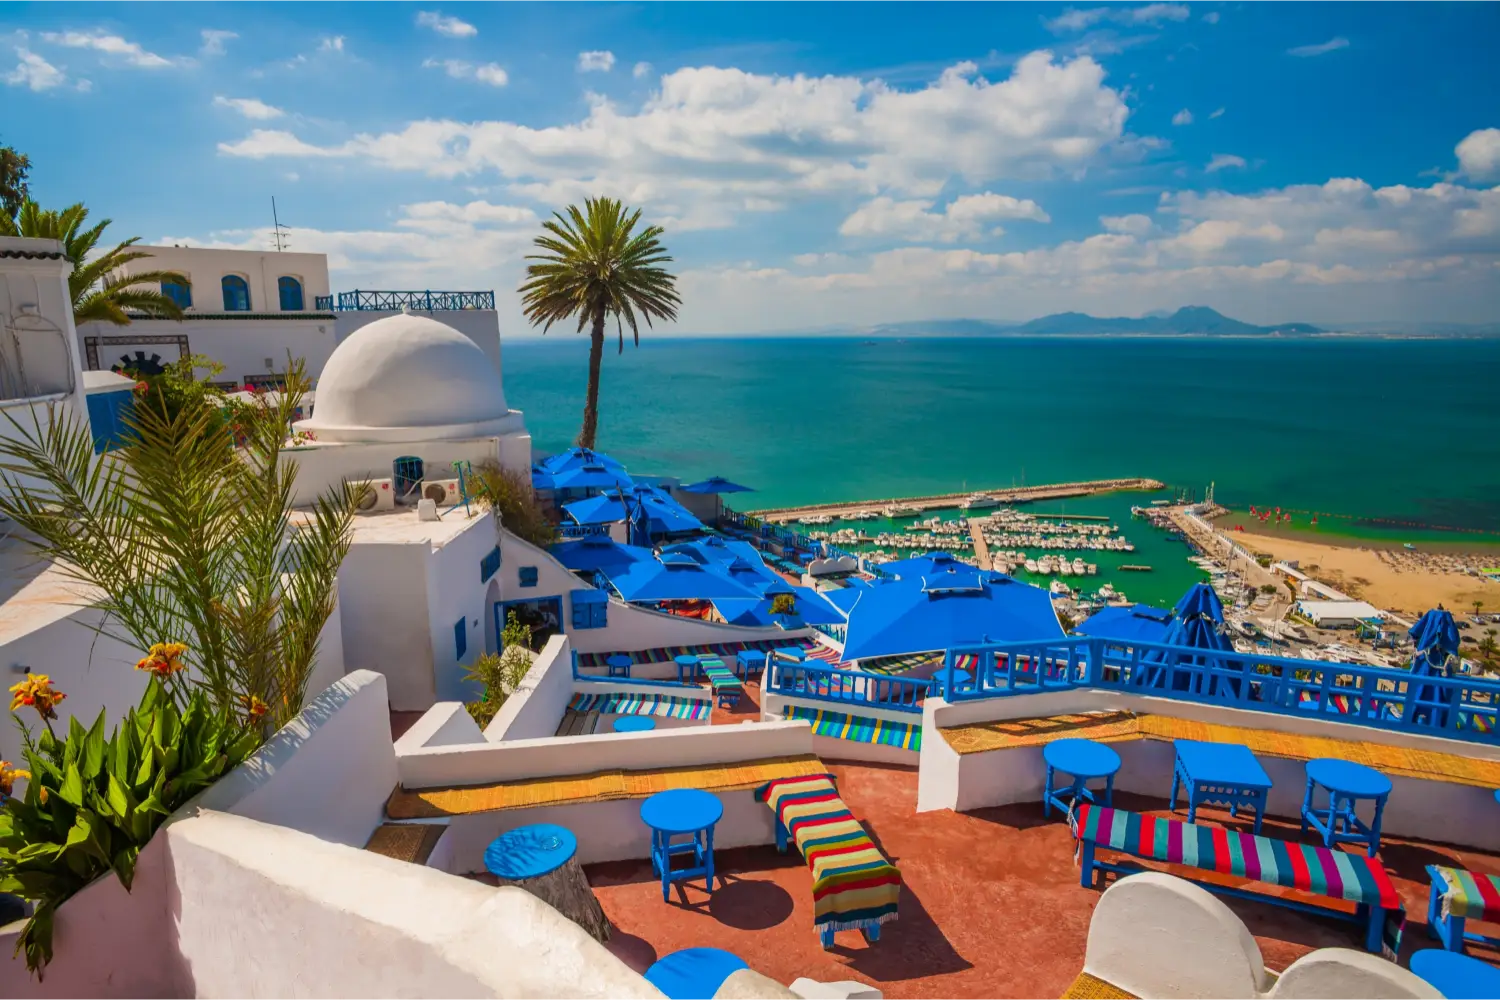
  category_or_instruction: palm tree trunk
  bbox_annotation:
[578,308,606,449]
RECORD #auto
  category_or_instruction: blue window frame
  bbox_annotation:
[518,566,538,588]
[570,589,608,630]
[161,280,192,309]
[222,275,251,311]
[480,545,501,583]
[453,618,467,659]
[278,276,304,311]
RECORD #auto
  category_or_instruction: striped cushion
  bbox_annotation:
[1072,804,1401,911]
[701,658,742,691]
[782,705,922,751]
[1430,865,1500,921]
[568,692,710,720]
[577,639,815,669]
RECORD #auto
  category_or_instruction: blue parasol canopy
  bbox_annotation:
[549,463,635,492]
[841,567,1064,662]
[539,447,628,476]
[680,476,756,495]
[530,464,555,491]
[1174,582,1226,624]
[1074,604,1174,644]
[1408,607,1460,674]
[606,557,763,603]
[564,485,704,536]
[713,586,847,628]
[875,551,966,580]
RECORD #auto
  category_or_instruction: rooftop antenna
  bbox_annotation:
[271,196,291,252]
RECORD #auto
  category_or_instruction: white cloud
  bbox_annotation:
[219,52,1130,230]
[1455,128,1500,182]
[1288,37,1349,57]
[40,30,178,68]
[416,11,478,38]
[840,193,1049,243]
[1209,107,1225,119]
[200,30,237,57]
[633,61,652,80]
[1202,12,1220,24]
[577,50,615,72]
[4,47,67,91]
[319,36,345,53]
[423,59,507,86]
[1206,153,1247,172]
[1172,108,1192,126]
[1046,3,1190,32]
[213,95,284,120]
[1100,213,1154,236]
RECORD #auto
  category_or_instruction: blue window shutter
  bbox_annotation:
[453,618,467,659]
[222,275,251,311]
[161,280,192,309]
[519,566,538,588]
[593,599,608,629]
[278,276,304,311]
[480,546,500,582]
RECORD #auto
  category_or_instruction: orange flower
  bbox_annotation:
[241,694,269,724]
[0,760,29,798]
[135,642,189,677]
[9,674,65,721]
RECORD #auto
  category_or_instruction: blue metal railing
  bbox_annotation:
[314,294,334,310]
[558,523,610,538]
[812,622,849,643]
[767,661,926,714]
[334,289,496,311]
[937,636,1500,745]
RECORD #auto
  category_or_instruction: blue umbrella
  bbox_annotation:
[1074,604,1174,643]
[1408,607,1460,674]
[1174,582,1226,624]
[876,551,966,580]
[549,463,635,492]
[680,476,756,494]
[539,447,628,476]
[1144,583,1234,693]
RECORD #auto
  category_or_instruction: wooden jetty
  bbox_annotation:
[968,519,992,571]
[747,477,1164,524]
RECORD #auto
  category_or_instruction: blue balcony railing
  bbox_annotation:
[558,523,609,539]
[314,294,334,310]
[937,636,1500,745]
[767,661,927,714]
[334,289,495,311]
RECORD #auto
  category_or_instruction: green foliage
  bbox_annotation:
[463,614,536,727]
[126,354,235,440]
[1056,610,1078,632]
[0,680,258,976]
[0,200,188,326]
[519,197,681,449]
[0,144,30,221]
[1254,554,1273,568]
[470,458,557,549]
[502,610,534,652]
[0,358,358,734]
[770,593,798,617]
[1259,583,1278,594]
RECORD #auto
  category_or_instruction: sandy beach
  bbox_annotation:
[1224,526,1498,618]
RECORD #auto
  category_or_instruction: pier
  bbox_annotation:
[968,519,992,570]
[747,477,1164,523]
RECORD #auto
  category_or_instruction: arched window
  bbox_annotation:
[278,276,305,311]
[222,275,251,312]
[161,279,192,309]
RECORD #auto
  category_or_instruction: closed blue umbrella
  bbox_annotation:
[1408,607,1460,674]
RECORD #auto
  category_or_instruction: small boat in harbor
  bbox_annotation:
[1024,558,1039,573]
[1071,557,1087,574]
[961,493,1000,510]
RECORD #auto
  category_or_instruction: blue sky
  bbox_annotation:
[4,2,1499,333]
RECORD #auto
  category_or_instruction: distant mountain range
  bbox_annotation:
[867,306,1326,338]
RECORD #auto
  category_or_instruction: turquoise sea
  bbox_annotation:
[504,336,1500,607]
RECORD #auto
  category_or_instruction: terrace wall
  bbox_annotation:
[761,689,921,767]
[482,633,577,741]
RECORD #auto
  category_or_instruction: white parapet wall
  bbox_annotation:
[916,687,1500,853]
[483,633,577,741]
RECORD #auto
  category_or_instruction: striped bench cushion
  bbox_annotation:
[755,774,901,937]
[568,692,710,721]
[783,705,922,751]
[701,659,742,691]
[1430,865,1500,921]
[1072,803,1402,911]
[577,639,815,669]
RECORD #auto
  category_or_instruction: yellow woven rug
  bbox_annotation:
[1060,971,1137,999]
[940,711,1500,788]
[386,753,826,819]
[364,822,446,864]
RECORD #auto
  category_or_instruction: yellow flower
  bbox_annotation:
[135,642,189,677]
[241,694,269,724]
[8,674,65,721]
[0,760,29,798]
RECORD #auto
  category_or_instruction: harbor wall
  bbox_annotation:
[747,477,1165,521]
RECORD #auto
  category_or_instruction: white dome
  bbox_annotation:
[298,312,515,443]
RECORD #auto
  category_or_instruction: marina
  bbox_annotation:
[747,477,1164,523]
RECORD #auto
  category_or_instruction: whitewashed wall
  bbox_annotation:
[283,436,521,508]
[78,316,337,388]
[423,513,500,703]
[483,634,576,741]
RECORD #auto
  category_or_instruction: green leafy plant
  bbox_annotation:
[0,679,257,976]
[470,458,557,549]
[769,593,798,617]
[464,613,535,727]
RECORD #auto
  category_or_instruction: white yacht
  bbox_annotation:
[1072,557,1087,574]
[961,493,1000,510]
[1024,558,1039,573]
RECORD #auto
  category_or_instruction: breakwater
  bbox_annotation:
[746,478,1164,523]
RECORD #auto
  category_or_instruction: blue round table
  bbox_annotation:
[644,947,748,1000]
[1043,739,1121,818]
[483,824,610,941]
[606,654,632,678]
[641,789,723,901]
[1410,948,1500,999]
[674,654,701,683]
[612,715,657,733]
[1301,758,1392,857]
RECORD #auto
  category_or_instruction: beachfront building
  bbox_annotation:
[1297,598,1386,629]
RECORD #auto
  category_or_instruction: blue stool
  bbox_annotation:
[645,948,748,1000]
[1410,948,1500,1000]
[1170,740,1273,834]
[1043,739,1121,818]
[612,715,656,733]
[641,788,722,901]
[483,823,577,881]
[606,654,632,678]
[674,654,701,683]
[1301,758,1392,857]
[737,650,767,678]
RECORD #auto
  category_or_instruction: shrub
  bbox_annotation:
[463,613,536,727]
[769,593,797,617]
[470,458,557,549]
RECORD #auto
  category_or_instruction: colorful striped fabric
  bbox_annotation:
[568,692,711,721]
[755,774,901,939]
[782,705,922,751]
[700,658,743,692]
[1430,865,1500,920]
[577,638,816,669]
[1072,803,1405,956]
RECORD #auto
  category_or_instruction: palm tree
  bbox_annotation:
[0,200,187,326]
[518,197,680,449]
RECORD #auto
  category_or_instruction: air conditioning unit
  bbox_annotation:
[355,478,395,512]
[421,478,463,505]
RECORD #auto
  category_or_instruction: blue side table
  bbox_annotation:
[1043,739,1121,818]
[775,646,806,664]
[936,668,973,697]
[737,650,767,678]
[641,788,723,901]
[1301,758,1392,857]
[1170,740,1273,834]
[645,948,748,1000]
[612,715,656,733]
[674,654,701,683]
[484,824,610,942]
[606,654,632,678]
[1411,948,1500,1000]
